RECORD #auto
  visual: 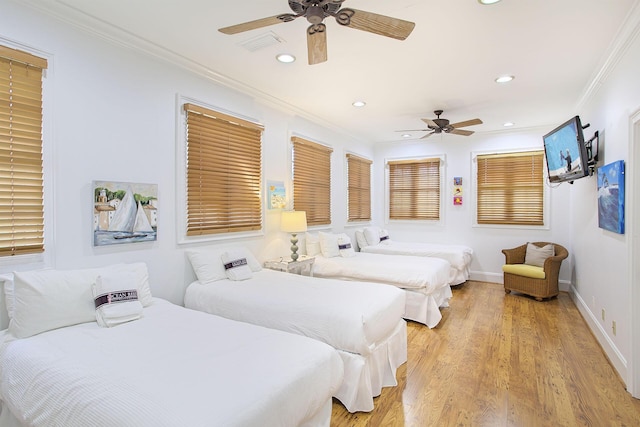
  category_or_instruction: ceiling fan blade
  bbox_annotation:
[219,14,290,35]
[449,129,474,136]
[421,118,439,128]
[307,24,328,65]
[449,118,483,128]
[341,9,415,40]
[421,131,436,139]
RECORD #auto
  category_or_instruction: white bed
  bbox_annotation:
[0,266,343,427]
[307,232,452,328]
[184,254,407,413]
[356,227,474,285]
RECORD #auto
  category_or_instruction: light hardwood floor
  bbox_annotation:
[331,281,640,426]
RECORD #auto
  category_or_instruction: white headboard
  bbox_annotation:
[0,274,11,330]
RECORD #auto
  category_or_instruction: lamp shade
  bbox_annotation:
[281,211,307,233]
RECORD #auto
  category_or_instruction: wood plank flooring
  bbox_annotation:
[330,281,640,426]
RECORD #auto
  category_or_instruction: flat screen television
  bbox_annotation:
[543,115,590,183]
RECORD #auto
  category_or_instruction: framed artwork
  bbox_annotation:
[93,180,158,246]
[267,180,286,210]
[597,160,625,234]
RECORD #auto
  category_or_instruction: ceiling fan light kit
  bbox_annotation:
[219,0,416,65]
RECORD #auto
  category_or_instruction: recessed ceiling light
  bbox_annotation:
[352,100,366,108]
[402,134,412,138]
[495,75,514,83]
[478,0,501,4]
[503,122,515,127]
[276,53,296,63]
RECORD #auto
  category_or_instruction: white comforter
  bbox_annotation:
[184,269,405,356]
[361,240,473,271]
[312,252,451,292]
[0,298,343,427]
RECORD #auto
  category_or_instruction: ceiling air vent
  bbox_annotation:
[239,31,285,52]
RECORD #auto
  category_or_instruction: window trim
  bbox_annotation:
[0,39,54,271]
[472,148,550,230]
[176,95,264,245]
[384,154,445,225]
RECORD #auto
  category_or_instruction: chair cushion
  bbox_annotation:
[502,264,546,279]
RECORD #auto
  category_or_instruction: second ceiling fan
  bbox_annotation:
[218,0,415,65]
[400,110,483,139]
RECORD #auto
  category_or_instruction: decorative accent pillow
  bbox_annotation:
[379,229,391,243]
[524,243,555,267]
[305,233,321,256]
[364,226,382,246]
[319,232,340,258]
[221,249,253,281]
[111,262,153,307]
[93,271,143,328]
[337,233,356,257]
[354,229,368,250]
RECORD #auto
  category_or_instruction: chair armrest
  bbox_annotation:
[502,244,527,264]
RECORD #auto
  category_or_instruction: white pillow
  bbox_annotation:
[93,271,143,328]
[354,230,368,250]
[110,262,153,307]
[319,232,340,258]
[221,249,253,281]
[1,273,15,321]
[364,226,382,246]
[306,233,322,256]
[337,233,356,258]
[186,248,227,283]
[524,243,555,267]
[10,267,104,338]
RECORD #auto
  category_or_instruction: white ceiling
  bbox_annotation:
[22,0,638,143]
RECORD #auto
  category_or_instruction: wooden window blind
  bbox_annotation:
[0,46,47,257]
[184,103,263,235]
[347,153,372,222]
[388,158,441,221]
[476,151,544,225]
[292,136,333,226]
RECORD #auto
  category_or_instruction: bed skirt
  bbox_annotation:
[403,285,453,328]
[334,319,407,412]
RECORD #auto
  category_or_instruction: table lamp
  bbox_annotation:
[280,211,307,261]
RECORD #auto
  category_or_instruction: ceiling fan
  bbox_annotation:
[399,110,483,139]
[218,0,415,65]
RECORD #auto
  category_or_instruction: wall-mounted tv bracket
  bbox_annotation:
[583,123,599,176]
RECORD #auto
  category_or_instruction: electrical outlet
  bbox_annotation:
[612,321,617,336]
[602,309,606,321]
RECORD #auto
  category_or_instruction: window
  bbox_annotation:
[0,46,47,257]
[346,153,372,222]
[388,158,441,221]
[183,103,263,236]
[476,151,544,226]
[291,136,332,226]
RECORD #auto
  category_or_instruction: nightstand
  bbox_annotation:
[264,255,315,277]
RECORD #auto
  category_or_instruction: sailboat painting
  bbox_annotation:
[93,181,158,246]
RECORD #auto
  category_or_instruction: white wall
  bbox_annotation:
[570,21,640,381]
[0,1,371,304]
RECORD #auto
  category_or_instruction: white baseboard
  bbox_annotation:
[569,286,627,384]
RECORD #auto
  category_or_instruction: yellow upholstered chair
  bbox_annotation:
[501,242,568,301]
